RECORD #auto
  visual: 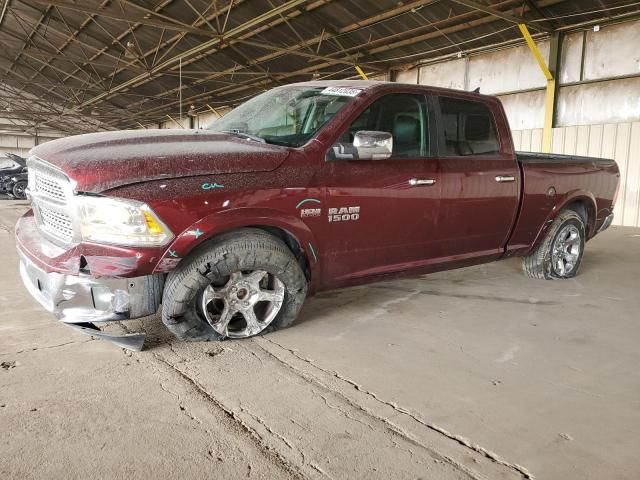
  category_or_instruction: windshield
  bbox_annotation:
[208,86,361,147]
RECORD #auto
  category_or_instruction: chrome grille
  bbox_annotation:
[27,156,76,245]
[34,171,66,203]
[39,205,74,243]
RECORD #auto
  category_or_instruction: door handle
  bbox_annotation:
[409,178,436,186]
[495,175,516,183]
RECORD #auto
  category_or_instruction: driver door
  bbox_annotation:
[318,93,441,285]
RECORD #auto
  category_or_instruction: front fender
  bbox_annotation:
[153,206,320,277]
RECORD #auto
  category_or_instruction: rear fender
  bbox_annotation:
[153,207,320,278]
[528,190,597,253]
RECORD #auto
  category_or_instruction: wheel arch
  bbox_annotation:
[153,207,319,283]
[557,191,597,239]
[528,190,597,253]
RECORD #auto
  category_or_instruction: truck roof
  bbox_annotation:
[285,79,493,100]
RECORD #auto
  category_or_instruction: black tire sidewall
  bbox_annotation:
[161,230,308,341]
[12,181,27,199]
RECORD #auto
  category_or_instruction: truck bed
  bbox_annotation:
[508,151,619,254]
[516,151,616,166]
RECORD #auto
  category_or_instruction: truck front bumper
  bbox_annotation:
[18,250,163,350]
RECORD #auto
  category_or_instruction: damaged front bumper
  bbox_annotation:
[18,250,163,350]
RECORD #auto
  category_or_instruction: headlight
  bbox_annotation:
[78,196,173,247]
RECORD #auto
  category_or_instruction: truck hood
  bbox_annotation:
[30,129,290,193]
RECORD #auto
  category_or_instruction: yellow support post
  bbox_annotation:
[166,113,185,129]
[207,104,221,118]
[518,23,555,153]
[355,65,368,80]
[543,79,556,153]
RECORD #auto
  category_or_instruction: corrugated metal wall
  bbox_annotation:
[512,123,640,227]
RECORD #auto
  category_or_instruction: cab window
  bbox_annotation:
[332,94,429,159]
[438,96,500,156]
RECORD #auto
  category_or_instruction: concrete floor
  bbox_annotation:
[1,199,639,480]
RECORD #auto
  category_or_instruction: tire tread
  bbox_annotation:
[161,229,307,341]
[522,209,585,280]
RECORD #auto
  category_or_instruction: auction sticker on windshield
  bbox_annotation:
[321,87,362,97]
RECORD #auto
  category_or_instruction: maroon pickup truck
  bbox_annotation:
[15,81,620,349]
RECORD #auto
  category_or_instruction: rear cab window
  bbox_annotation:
[436,96,500,156]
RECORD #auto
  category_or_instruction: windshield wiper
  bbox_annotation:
[221,130,266,144]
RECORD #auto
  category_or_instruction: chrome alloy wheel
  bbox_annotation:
[200,270,285,338]
[551,224,581,276]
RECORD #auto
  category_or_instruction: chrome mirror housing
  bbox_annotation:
[353,131,393,160]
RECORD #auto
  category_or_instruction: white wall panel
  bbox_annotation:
[557,77,640,126]
[196,111,219,129]
[584,20,640,81]
[499,90,545,130]
[625,122,640,227]
[0,134,59,156]
[550,128,565,154]
[559,31,584,84]
[392,19,640,129]
[513,122,640,227]
[369,73,390,82]
[419,59,466,90]
[575,125,590,156]
[467,42,549,95]
[395,69,418,84]
[613,123,631,223]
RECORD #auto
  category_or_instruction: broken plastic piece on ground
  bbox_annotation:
[66,322,146,351]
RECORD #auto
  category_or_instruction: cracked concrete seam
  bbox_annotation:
[257,337,535,480]
[250,338,488,480]
[112,316,531,479]
[145,351,306,480]
[0,338,94,356]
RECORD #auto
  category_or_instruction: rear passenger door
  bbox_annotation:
[433,95,519,261]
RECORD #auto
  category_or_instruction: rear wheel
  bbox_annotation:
[161,229,308,341]
[12,180,27,200]
[523,209,586,280]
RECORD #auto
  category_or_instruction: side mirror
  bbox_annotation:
[353,131,393,160]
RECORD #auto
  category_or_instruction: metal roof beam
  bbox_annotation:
[0,0,10,28]
[449,0,552,32]
[76,0,311,109]
[123,0,566,124]
[234,38,382,70]
[29,0,213,36]
[107,0,432,118]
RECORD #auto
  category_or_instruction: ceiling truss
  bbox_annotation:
[0,0,637,133]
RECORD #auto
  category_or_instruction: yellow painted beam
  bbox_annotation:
[543,79,555,153]
[166,113,185,129]
[355,65,368,80]
[518,24,553,81]
[519,23,555,152]
[207,104,221,118]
